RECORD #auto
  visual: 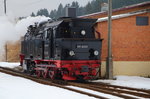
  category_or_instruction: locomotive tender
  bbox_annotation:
[20,17,102,80]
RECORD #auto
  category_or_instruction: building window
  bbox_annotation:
[136,16,149,26]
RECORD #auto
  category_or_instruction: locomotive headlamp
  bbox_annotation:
[69,50,75,56]
[94,50,99,56]
[81,30,86,36]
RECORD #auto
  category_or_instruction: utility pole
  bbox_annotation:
[106,0,113,79]
[4,0,7,61]
[4,0,7,14]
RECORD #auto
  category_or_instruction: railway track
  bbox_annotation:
[0,66,150,99]
[0,67,106,99]
[68,82,150,99]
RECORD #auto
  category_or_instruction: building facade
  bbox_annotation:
[80,2,150,77]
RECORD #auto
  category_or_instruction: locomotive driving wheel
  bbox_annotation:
[48,70,56,80]
[42,70,48,78]
[36,70,41,78]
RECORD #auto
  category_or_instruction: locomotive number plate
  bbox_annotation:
[76,44,88,48]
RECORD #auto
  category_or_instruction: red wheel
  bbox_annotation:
[42,71,48,78]
[48,70,55,80]
[36,70,41,78]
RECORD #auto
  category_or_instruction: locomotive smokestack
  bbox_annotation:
[66,7,76,18]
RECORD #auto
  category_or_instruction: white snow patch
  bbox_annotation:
[97,10,148,23]
[0,72,95,99]
[94,76,150,90]
[0,62,20,68]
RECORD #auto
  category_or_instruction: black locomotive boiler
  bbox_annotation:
[20,17,103,80]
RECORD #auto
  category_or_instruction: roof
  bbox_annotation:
[96,9,150,23]
[79,1,150,18]
[47,20,63,27]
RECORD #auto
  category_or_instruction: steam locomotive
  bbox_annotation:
[20,17,102,81]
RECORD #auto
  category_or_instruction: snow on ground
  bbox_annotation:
[0,72,95,99]
[0,62,119,99]
[1,62,150,90]
[0,62,20,68]
[94,75,150,90]
[0,62,150,99]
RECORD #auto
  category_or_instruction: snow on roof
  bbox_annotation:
[96,9,149,23]
[79,10,105,18]
[79,1,150,18]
